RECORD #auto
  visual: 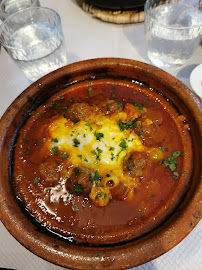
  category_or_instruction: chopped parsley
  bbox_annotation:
[57,95,65,100]
[118,118,137,131]
[22,137,27,142]
[119,139,127,150]
[95,192,103,199]
[74,183,83,194]
[49,101,61,108]
[160,151,181,178]
[51,138,58,143]
[73,138,80,147]
[74,167,80,176]
[34,177,40,184]
[91,147,103,160]
[142,97,149,105]
[163,151,180,171]
[85,122,93,131]
[88,87,92,96]
[94,170,100,181]
[94,131,104,141]
[60,152,68,158]
[133,102,144,110]
[173,172,179,179]
[73,120,79,124]
[115,139,128,161]
[52,146,59,155]
[111,152,115,161]
[72,205,79,211]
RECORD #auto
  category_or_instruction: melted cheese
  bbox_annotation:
[46,112,144,174]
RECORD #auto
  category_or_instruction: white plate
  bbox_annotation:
[190,64,202,99]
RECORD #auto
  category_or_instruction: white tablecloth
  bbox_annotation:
[0,0,201,269]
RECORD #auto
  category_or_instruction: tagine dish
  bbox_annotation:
[0,59,201,270]
[12,78,192,244]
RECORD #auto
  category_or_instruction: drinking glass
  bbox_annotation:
[0,7,67,82]
[0,0,39,21]
[144,0,202,69]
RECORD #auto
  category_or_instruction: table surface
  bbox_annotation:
[0,0,201,270]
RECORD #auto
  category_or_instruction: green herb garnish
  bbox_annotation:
[51,138,58,143]
[91,147,103,160]
[88,87,92,96]
[34,177,40,184]
[57,95,65,100]
[173,172,179,179]
[52,146,59,155]
[60,152,68,158]
[119,139,127,150]
[93,170,103,182]
[163,151,180,171]
[95,192,103,199]
[118,118,137,131]
[74,183,83,194]
[94,132,104,141]
[73,138,80,147]
[72,205,79,211]
[74,167,80,176]
[49,101,61,108]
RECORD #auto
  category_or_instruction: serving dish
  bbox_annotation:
[0,58,201,269]
[82,0,146,10]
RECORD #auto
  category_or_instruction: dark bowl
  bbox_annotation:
[0,58,201,269]
[82,0,146,10]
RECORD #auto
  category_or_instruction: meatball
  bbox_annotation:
[66,166,93,195]
[39,156,62,183]
[124,103,146,119]
[145,108,163,126]
[65,102,93,121]
[123,151,150,178]
[97,99,122,115]
[111,182,130,200]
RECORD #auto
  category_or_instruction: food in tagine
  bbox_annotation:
[12,80,192,244]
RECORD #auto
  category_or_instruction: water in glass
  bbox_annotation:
[8,22,67,81]
[145,3,202,68]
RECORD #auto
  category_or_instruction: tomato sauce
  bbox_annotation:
[12,80,192,244]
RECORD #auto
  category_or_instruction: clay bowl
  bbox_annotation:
[0,58,201,269]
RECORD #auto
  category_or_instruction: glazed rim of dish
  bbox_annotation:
[0,58,201,269]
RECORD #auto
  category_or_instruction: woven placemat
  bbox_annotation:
[80,0,145,24]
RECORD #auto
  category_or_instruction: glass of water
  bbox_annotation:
[0,7,67,81]
[144,0,202,69]
[0,0,39,21]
